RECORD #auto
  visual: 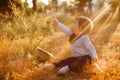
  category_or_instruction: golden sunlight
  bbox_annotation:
[21,0,49,7]
[41,0,49,5]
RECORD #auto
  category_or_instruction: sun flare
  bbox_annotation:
[21,0,49,7]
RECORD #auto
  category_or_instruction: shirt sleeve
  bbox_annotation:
[57,22,73,36]
[82,36,98,59]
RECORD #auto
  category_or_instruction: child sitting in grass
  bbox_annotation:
[44,16,98,75]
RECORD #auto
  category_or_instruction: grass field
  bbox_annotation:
[0,6,120,80]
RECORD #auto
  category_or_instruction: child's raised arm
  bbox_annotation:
[52,19,73,36]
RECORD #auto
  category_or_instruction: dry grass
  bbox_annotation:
[0,4,120,80]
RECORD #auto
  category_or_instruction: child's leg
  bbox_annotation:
[57,56,90,74]
[44,57,76,69]
[53,57,77,68]
[68,55,91,71]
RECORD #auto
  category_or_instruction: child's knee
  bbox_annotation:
[68,62,80,71]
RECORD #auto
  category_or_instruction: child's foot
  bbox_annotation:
[43,63,54,70]
[58,65,69,75]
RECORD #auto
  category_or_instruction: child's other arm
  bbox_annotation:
[52,19,73,36]
[82,36,98,62]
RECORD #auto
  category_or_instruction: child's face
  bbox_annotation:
[71,20,81,35]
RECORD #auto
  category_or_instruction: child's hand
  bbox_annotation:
[52,18,59,25]
[92,57,98,63]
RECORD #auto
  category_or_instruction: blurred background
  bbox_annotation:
[0,0,119,42]
[0,0,120,80]
[0,0,114,15]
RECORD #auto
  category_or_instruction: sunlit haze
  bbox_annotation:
[21,0,49,7]
[21,0,73,8]
[21,0,107,8]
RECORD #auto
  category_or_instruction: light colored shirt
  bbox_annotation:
[57,22,98,59]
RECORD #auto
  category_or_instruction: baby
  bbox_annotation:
[44,16,98,74]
